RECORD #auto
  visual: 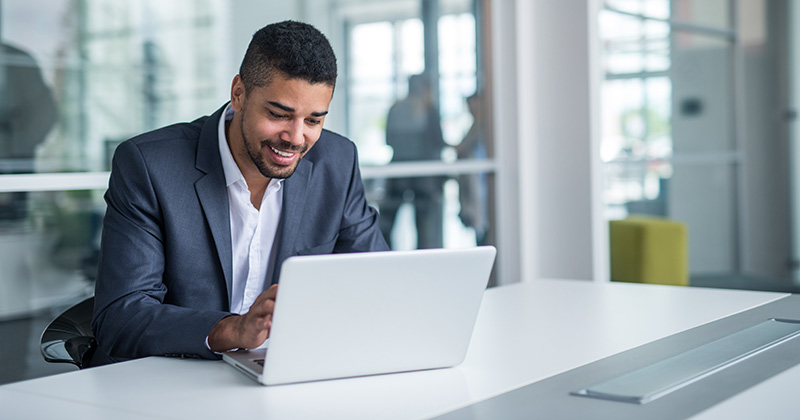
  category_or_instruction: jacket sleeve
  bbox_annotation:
[91,140,229,361]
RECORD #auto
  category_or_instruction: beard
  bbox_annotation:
[241,110,308,180]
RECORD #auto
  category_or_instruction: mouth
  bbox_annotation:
[269,145,295,158]
[266,143,302,166]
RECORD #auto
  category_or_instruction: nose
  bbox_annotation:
[281,119,305,148]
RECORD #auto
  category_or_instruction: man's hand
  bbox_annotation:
[208,284,278,352]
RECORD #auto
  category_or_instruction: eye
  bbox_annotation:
[269,110,288,119]
[306,118,322,126]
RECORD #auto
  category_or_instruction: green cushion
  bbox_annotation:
[610,216,688,286]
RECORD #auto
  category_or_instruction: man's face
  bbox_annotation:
[229,72,333,180]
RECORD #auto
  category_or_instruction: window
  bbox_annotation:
[600,0,795,289]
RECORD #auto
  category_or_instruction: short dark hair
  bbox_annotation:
[239,20,337,91]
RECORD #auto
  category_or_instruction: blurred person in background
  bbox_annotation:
[380,73,446,249]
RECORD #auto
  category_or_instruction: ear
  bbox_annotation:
[231,75,246,112]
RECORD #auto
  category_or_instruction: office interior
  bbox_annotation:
[1,0,799,387]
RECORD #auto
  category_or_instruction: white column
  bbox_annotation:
[491,0,604,284]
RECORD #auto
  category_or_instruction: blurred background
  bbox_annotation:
[2,0,800,385]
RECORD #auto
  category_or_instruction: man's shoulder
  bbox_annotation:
[307,129,356,159]
[317,129,354,147]
[111,112,218,176]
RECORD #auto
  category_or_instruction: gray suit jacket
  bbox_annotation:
[92,104,388,361]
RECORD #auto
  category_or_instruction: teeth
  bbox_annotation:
[270,146,294,158]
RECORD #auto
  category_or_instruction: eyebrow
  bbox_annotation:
[268,101,329,118]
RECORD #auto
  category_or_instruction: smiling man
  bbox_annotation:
[91,21,389,363]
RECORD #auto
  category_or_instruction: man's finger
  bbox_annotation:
[263,284,279,300]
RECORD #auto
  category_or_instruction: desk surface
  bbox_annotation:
[2,279,790,420]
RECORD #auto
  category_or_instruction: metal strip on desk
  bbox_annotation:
[434,296,800,420]
[572,318,800,404]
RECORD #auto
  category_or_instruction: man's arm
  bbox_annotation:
[208,284,277,352]
[92,140,230,360]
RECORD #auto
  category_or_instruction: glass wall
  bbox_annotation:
[599,0,795,291]
[0,0,493,384]
[342,0,490,251]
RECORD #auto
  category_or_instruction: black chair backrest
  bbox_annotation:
[40,296,96,369]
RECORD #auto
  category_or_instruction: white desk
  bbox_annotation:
[2,279,791,420]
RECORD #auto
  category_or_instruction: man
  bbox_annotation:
[92,20,388,363]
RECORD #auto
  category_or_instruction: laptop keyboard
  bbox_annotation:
[253,358,265,367]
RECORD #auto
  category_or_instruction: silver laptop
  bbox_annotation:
[223,246,496,386]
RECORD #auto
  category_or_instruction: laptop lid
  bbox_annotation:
[237,246,496,386]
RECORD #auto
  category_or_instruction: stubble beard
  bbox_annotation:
[240,108,307,180]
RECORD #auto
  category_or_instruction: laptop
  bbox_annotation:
[223,245,497,386]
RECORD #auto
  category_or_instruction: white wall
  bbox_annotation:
[491,0,604,284]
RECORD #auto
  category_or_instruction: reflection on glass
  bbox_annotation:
[371,176,489,251]
[671,31,733,154]
[346,2,483,251]
[386,74,446,162]
[600,10,671,74]
[347,9,477,165]
[603,160,672,220]
[601,77,672,163]
[0,190,100,319]
[456,92,489,245]
[0,44,58,223]
[348,19,423,166]
[1,0,226,174]
[0,188,100,384]
[669,163,736,273]
[438,12,477,146]
[0,43,57,175]
[671,0,731,30]
[605,0,670,19]
[381,74,447,249]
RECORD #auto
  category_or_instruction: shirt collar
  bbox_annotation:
[218,103,244,188]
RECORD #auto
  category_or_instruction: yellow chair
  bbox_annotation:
[609,216,688,286]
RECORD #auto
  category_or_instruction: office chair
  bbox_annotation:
[40,296,97,369]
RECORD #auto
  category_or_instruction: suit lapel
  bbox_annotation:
[271,158,312,285]
[194,105,233,305]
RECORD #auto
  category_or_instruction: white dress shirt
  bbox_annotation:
[217,103,283,315]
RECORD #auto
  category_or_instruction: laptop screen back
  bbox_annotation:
[262,246,497,385]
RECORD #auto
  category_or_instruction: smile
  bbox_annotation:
[270,146,295,158]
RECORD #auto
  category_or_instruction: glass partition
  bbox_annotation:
[342,0,490,251]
